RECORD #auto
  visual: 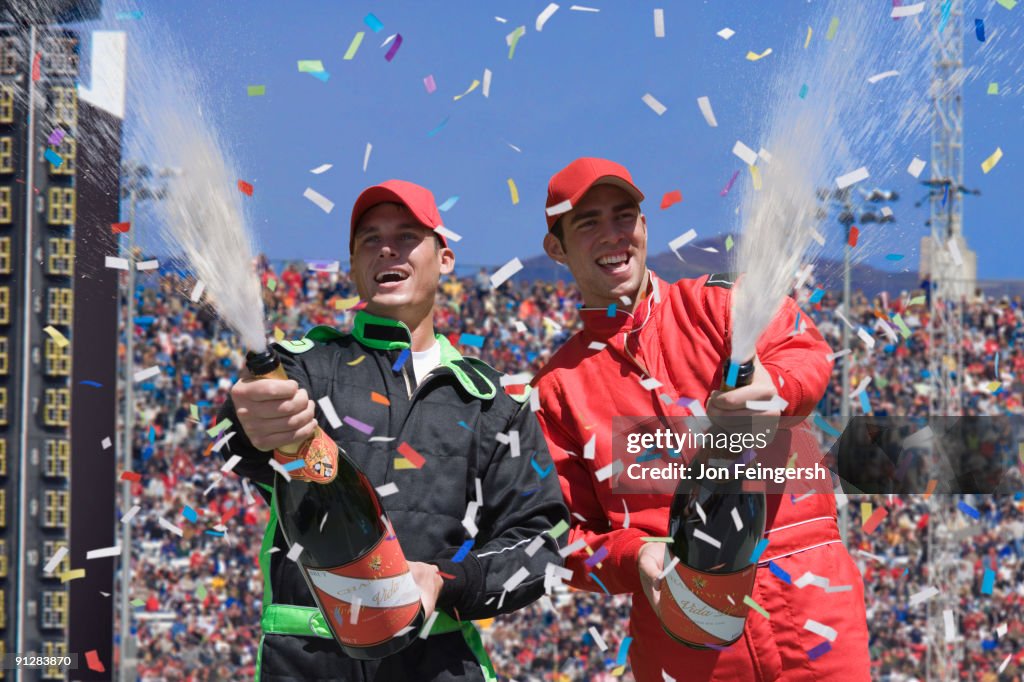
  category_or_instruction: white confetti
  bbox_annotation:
[221,454,242,473]
[526,535,547,557]
[758,148,773,164]
[189,280,206,303]
[44,547,69,574]
[351,597,362,624]
[268,459,293,482]
[905,157,927,178]
[642,93,667,116]
[87,545,122,560]
[826,348,851,362]
[375,482,399,497]
[500,372,533,387]
[490,257,523,288]
[745,395,789,411]
[595,459,622,482]
[999,654,1013,674]
[947,238,963,267]
[587,341,607,351]
[640,377,662,391]
[303,188,335,214]
[363,143,372,172]
[717,27,735,40]
[286,542,304,562]
[867,70,900,84]
[546,199,573,216]
[368,436,396,442]
[622,499,630,529]
[881,206,893,218]
[804,619,838,642]
[857,327,876,349]
[696,96,717,127]
[583,434,596,460]
[503,566,530,592]
[693,528,721,549]
[482,68,492,98]
[694,500,707,524]
[559,538,588,558]
[570,5,599,11]
[159,517,184,537]
[809,227,826,247]
[316,396,342,429]
[419,611,440,639]
[535,3,559,31]
[136,259,159,271]
[102,437,112,450]
[133,366,160,383]
[732,140,758,166]
[653,8,665,37]
[835,166,870,189]
[908,586,939,607]
[891,2,925,18]
[669,228,697,259]
[310,163,332,174]
[121,504,141,524]
[463,501,480,537]
[944,609,957,642]
[105,256,129,270]
[658,553,681,580]
[588,626,608,651]
[997,623,1008,638]
[212,431,235,453]
[730,507,743,531]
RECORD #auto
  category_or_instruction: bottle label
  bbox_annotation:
[306,533,422,647]
[658,545,756,647]
[274,428,339,484]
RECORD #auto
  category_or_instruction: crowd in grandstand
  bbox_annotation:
[118,257,1024,680]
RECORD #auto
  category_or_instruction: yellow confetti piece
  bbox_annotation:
[860,502,873,526]
[804,26,812,48]
[909,295,926,306]
[786,452,799,469]
[981,147,1003,174]
[746,48,772,61]
[347,355,367,367]
[394,457,416,470]
[743,594,770,619]
[273,327,285,341]
[996,0,1016,9]
[725,235,735,251]
[612,666,626,677]
[453,79,480,101]
[60,568,86,583]
[1019,444,1024,465]
[343,31,365,60]
[943,356,957,371]
[336,296,361,310]
[507,178,519,205]
[825,17,839,40]
[43,325,69,347]
[987,381,1003,393]
[641,536,674,543]
[749,164,761,191]
[988,82,999,95]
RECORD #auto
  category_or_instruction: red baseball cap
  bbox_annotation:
[350,179,447,252]
[545,157,645,230]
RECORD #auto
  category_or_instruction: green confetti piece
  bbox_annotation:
[744,594,770,619]
[641,536,674,543]
[297,60,325,73]
[825,17,839,40]
[547,519,569,539]
[247,85,266,96]
[996,0,1016,9]
[507,26,526,59]
[131,598,146,607]
[725,235,735,251]
[267,278,277,292]
[908,295,926,306]
[987,82,999,95]
[190,404,199,420]
[206,418,232,439]
[196,584,207,600]
[343,32,365,60]
[892,313,912,338]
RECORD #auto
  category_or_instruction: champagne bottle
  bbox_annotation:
[658,357,767,649]
[245,348,424,660]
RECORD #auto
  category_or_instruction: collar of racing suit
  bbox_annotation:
[323,311,499,400]
[578,268,661,340]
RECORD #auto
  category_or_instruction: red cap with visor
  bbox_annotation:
[350,179,447,252]
[544,157,645,230]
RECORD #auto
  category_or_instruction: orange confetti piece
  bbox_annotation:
[923,479,938,500]
[238,180,254,196]
[371,391,390,405]
[86,650,106,673]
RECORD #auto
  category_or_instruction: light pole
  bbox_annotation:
[117,162,172,682]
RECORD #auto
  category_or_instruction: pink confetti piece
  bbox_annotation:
[424,74,437,93]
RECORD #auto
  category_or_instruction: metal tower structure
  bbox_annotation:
[925,0,970,420]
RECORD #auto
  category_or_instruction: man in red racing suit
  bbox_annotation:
[531,157,871,681]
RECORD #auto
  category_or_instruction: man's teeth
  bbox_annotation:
[376,270,406,282]
[598,254,628,266]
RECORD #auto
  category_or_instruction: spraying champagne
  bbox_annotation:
[245,348,425,660]
[658,357,767,648]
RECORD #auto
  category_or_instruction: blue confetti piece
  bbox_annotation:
[939,0,953,33]
[44,148,63,168]
[813,415,842,438]
[520,487,540,497]
[768,560,791,584]
[941,184,949,207]
[809,288,825,304]
[457,420,473,431]
[799,83,809,99]
[183,506,197,523]
[794,312,801,331]
[392,348,411,372]
[726,361,739,388]
[334,606,344,625]
[982,568,995,594]
[116,10,143,19]
[606,303,617,317]
[808,641,832,661]
[452,539,475,562]
[859,391,872,415]
[427,116,450,137]
[885,254,904,261]
[588,572,611,595]
[79,380,102,387]
[958,500,980,519]
[149,426,156,444]
[308,70,330,82]
[438,196,459,212]
[364,12,384,32]
[750,538,769,564]
[459,333,485,348]
[615,637,633,666]
[283,459,306,472]
[995,352,1000,377]
[975,18,986,42]
[636,451,662,463]
[530,456,553,479]
[205,530,225,537]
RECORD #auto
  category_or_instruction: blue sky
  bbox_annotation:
[76,1,1022,279]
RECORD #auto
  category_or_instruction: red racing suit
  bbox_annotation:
[533,271,870,681]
